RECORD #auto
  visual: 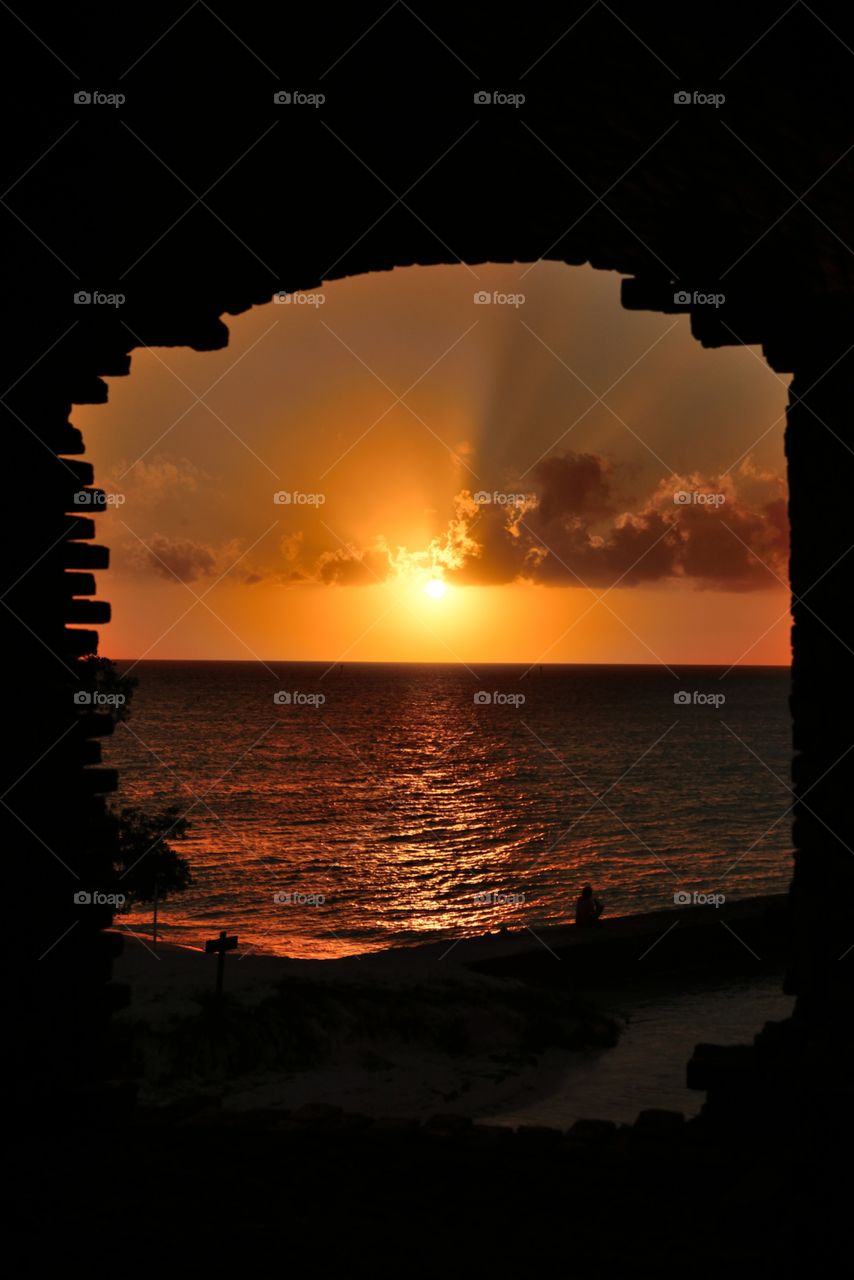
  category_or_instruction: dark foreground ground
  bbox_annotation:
[104,893,791,1121]
[12,894,849,1269]
[14,1088,847,1271]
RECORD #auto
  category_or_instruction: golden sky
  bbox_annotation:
[76,262,792,666]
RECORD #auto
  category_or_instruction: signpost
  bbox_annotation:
[205,930,238,997]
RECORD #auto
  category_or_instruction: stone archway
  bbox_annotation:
[3,2,853,1124]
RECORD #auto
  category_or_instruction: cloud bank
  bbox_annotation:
[304,452,788,592]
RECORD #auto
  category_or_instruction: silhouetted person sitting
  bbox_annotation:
[575,884,604,926]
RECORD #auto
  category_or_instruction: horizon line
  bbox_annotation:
[105,656,791,669]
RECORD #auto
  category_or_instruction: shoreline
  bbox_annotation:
[110,893,788,1123]
[115,890,789,977]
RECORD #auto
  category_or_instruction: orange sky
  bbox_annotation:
[75,262,792,665]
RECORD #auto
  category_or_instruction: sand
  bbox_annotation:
[110,896,787,1124]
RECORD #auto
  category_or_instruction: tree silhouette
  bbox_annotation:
[79,659,194,906]
[111,805,192,906]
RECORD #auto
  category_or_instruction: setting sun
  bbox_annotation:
[76,262,790,664]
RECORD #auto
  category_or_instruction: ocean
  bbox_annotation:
[107,661,792,957]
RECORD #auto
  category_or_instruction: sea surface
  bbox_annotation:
[107,661,792,957]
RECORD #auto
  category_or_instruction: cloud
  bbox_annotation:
[292,450,787,592]
[316,542,396,585]
[522,453,787,589]
[521,505,680,587]
[107,455,208,507]
[223,452,785,593]
[280,531,304,563]
[144,535,217,583]
[532,451,614,522]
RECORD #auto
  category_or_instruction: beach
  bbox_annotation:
[112,893,791,1125]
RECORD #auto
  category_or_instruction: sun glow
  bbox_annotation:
[75,262,791,665]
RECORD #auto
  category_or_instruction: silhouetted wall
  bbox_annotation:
[3,1,853,1106]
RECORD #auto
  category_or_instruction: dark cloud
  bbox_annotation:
[273,451,788,593]
[316,544,395,586]
[526,455,786,589]
[673,495,788,589]
[532,451,614,522]
[521,506,681,587]
[146,536,216,584]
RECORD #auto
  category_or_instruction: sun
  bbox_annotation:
[423,578,447,600]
